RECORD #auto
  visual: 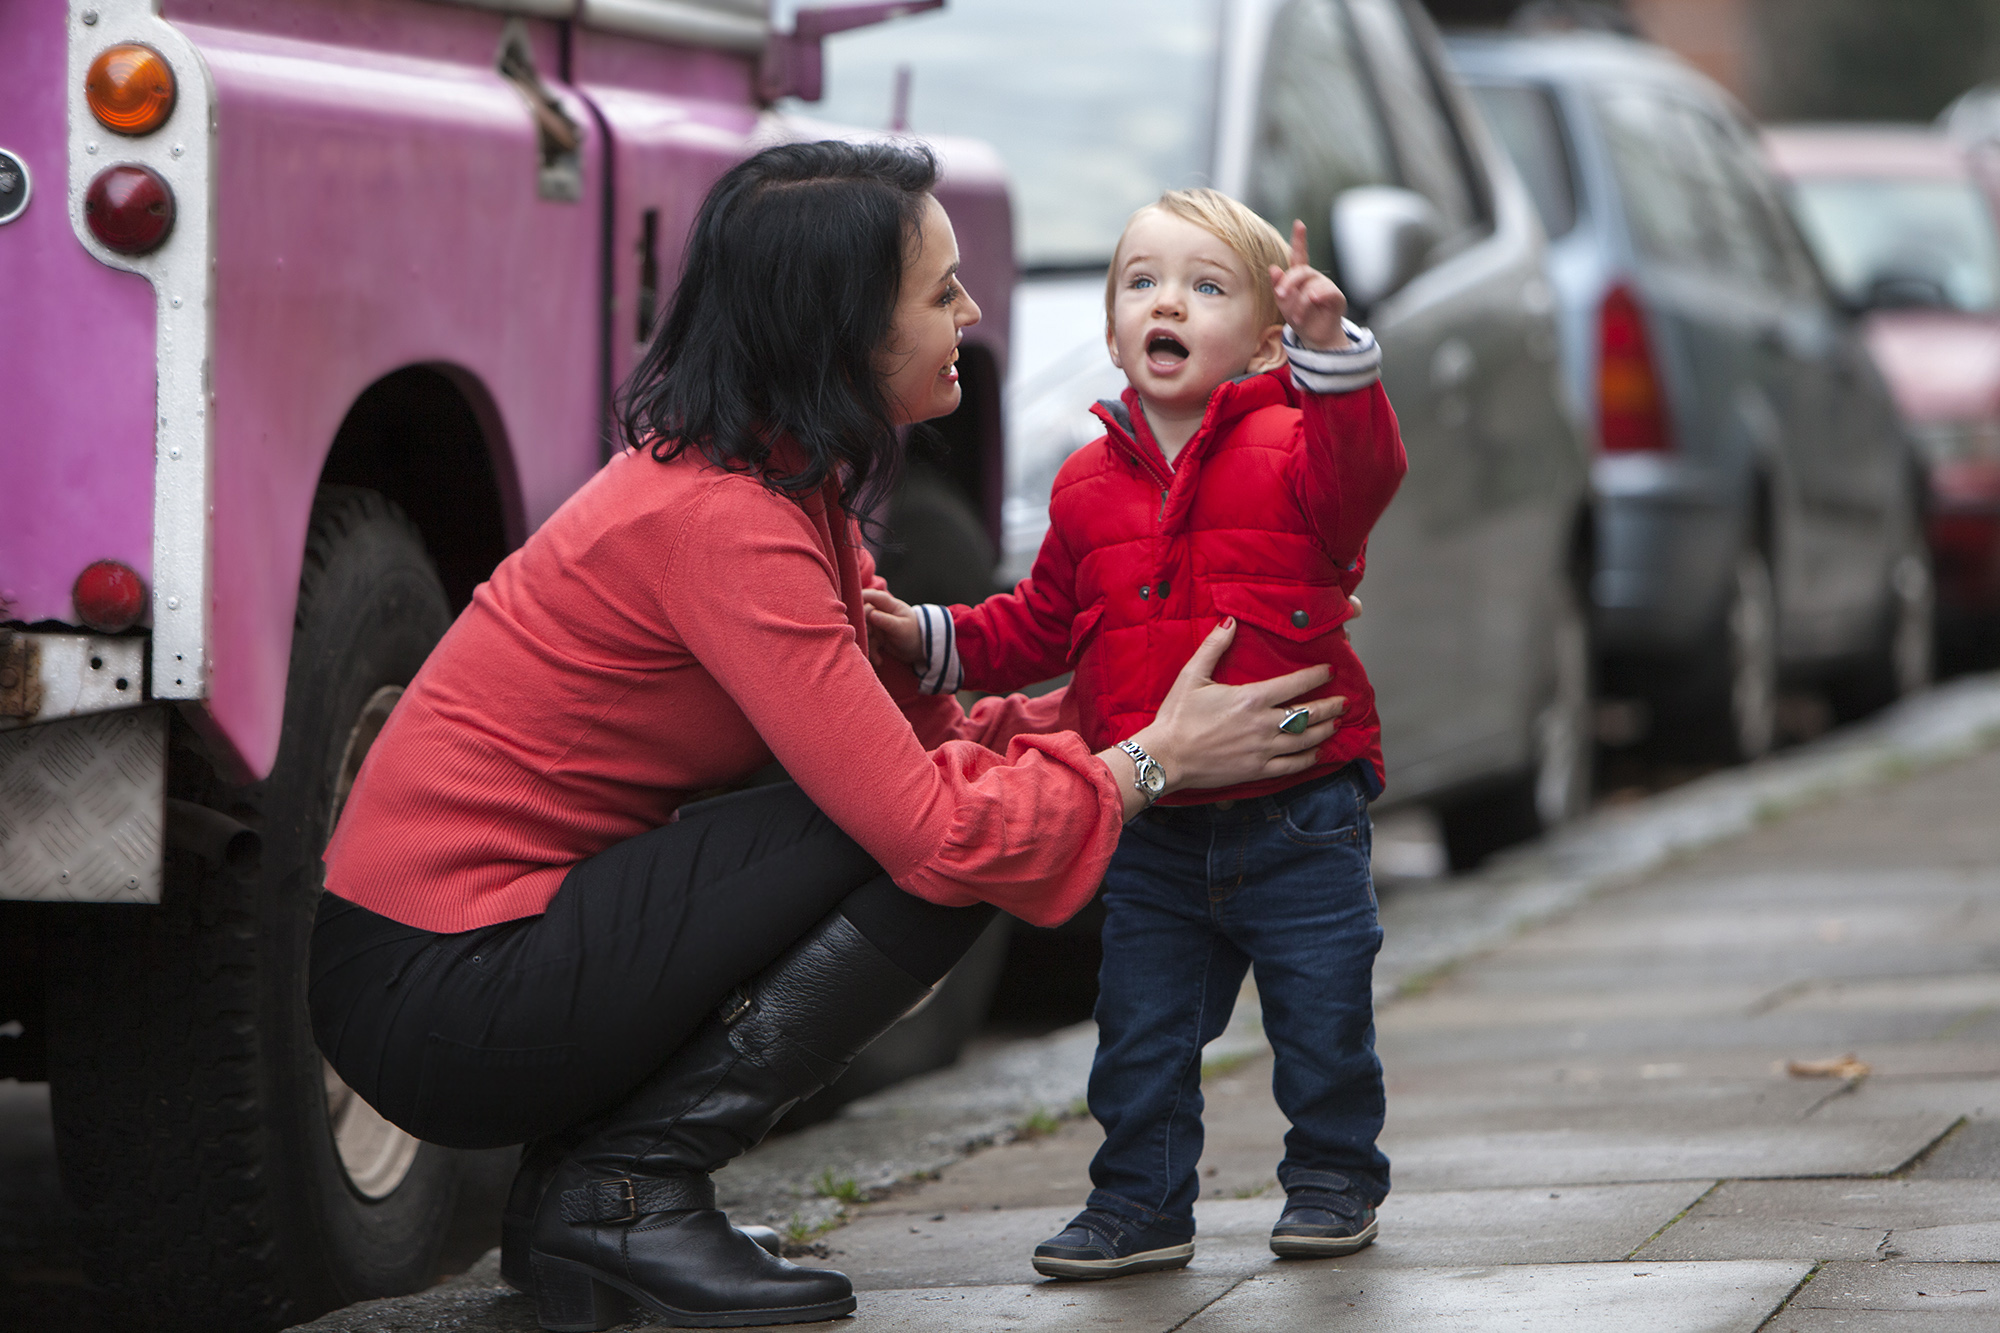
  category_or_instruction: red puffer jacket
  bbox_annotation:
[929,356,1406,804]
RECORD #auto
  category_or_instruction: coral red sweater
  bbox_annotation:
[322,446,1123,934]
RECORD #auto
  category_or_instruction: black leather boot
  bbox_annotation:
[528,912,932,1330]
[502,1134,780,1295]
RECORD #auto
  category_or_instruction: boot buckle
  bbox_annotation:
[604,1179,638,1224]
[718,988,752,1025]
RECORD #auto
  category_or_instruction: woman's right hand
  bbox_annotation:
[1106,618,1344,805]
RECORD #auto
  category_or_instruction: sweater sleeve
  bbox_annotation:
[1287,323,1409,569]
[661,484,1119,927]
[932,516,1085,694]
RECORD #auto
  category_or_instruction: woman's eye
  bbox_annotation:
[938,283,960,306]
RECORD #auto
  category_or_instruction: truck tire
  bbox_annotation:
[1435,568,1594,873]
[874,467,999,608]
[46,487,460,1331]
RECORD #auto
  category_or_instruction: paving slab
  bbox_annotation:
[1177,1260,1812,1333]
[1913,1116,2000,1179]
[1637,1178,2000,1262]
[1768,1261,2000,1332]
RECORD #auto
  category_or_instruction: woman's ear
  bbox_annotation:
[1246,322,1287,375]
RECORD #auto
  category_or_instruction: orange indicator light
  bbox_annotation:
[86,43,176,135]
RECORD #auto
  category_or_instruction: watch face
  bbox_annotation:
[1140,763,1167,796]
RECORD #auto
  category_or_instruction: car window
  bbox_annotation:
[1345,0,1479,234]
[1789,176,2000,313]
[807,0,1222,270]
[1469,81,1577,239]
[1245,0,1397,274]
[1672,102,1800,293]
[1596,89,1708,269]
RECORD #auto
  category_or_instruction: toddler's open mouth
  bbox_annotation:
[1146,333,1189,371]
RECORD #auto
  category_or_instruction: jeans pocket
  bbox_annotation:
[411,1034,580,1150]
[1279,775,1366,847]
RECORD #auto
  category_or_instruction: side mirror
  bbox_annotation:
[1331,186,1445,317]
[759,1,944,102]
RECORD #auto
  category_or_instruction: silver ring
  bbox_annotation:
[1278,705,1312,735]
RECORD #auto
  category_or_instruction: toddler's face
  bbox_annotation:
[1107,210,1283,419]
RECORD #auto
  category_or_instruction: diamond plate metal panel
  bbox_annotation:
[0,708,164,902]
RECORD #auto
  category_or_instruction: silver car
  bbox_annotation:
[815,0,1590,869]
[1449,32,1933,762]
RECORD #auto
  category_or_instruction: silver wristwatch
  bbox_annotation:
[1116,739,1167,806]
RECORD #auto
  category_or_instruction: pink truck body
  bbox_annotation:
[3,0,1011,786]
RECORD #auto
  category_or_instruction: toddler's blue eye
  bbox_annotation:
[1196,281,1222,296]
[1130,276,1155,290]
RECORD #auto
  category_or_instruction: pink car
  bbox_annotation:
[0,1,1012,1323]
[1766,126,2000,647]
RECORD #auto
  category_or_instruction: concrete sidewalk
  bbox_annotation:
[295,681,2000,1332]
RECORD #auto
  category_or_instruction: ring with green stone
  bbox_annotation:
[1278,705,1312,735]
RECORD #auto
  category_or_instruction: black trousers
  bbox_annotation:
[309,783,995,1150]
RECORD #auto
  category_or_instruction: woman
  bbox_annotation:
[310,141,1344,1332]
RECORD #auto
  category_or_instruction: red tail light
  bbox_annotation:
[1598,285,1670,453]
[74,561,146,633]
[84,163,174,255]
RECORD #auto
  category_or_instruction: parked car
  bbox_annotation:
[1447,32,1933,761]
[816,0,1593,871]
[0,1,1012,1325]
[1763,126,2000,660]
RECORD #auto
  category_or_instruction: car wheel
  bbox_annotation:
[46,487,465,1328]
[1436,570,1594,873]
[1829,516,1935,722]
[1659,546,1778,764]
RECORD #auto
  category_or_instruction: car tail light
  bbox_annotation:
[84,163,174,254]
[1598,285,1671,453]
[86,43,177,135]
[74,561,146,633]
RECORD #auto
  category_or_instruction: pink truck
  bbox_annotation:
[0,2,1011,1325]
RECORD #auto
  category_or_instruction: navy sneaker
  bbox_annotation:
[1270,1173,1379,1258]
[1031,1207,1194,1280]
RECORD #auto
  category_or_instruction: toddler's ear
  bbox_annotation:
[1246,322,1287,375]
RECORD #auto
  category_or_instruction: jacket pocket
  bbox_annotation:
[1211,580,1352,643]
[1066,601,1108,665]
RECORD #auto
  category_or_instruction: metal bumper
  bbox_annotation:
[0,632,163,903]
[1590,454,1743,656]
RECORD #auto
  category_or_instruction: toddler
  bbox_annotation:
[866,188,1406,1278]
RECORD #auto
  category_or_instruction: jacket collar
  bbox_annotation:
[1089,369,1297,528]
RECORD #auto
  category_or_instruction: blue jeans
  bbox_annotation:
[1084,765,1389,1237]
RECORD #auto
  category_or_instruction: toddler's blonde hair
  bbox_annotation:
[1105,188,1290,331]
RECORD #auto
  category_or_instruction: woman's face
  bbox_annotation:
[879,194,982,426]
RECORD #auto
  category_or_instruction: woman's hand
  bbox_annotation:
[1100,619,1344,815]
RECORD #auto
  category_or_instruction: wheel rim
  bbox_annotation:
[322,685,423,1199]
[1729,553,1778,761]
[1534,582,1593,829]
[1890,549,1936,699]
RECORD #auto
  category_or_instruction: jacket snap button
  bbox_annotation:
[1139,585,1150,599]
[1291,609,1310,628]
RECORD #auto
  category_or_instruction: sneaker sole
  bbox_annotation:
[1270,1218,1378,1258]
[1031,1242,1194,1281]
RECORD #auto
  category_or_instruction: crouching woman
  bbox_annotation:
[308,140,1343,1331]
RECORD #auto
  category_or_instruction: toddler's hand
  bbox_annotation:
[1270,219,1351,351]
[862,587,925,668]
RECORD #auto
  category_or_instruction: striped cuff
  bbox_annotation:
[1285,320,1381,395]
[914,603,963,695]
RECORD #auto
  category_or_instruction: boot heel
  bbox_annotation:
[531,1255,630,1333]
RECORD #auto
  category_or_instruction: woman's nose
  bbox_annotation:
[959,286,983,328]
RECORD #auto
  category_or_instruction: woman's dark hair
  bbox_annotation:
[619,139,941,519]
